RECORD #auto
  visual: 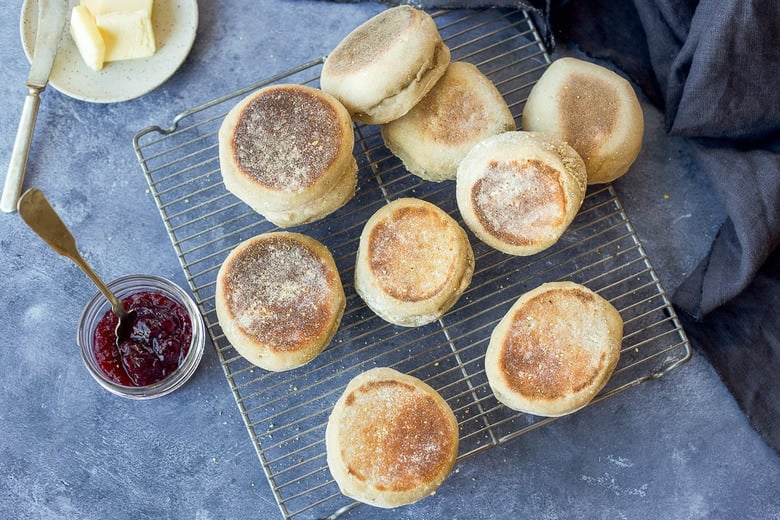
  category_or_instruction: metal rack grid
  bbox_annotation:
[133,8,691,520]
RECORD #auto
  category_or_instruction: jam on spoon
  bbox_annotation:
[93,291,192,387]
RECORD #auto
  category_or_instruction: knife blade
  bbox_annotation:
[1,0,68,213]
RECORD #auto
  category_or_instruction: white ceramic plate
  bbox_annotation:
[20,0,198,103]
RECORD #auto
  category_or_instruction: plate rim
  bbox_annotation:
[20,0,199,103]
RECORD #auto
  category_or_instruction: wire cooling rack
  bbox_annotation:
[133,8,691,520]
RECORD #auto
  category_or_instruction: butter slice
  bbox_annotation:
[70,5,105,71]
[81,0,153,15]
[96,9,156,62]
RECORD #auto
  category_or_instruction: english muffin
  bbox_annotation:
[355,198,474,327]
[522,57,644,184]
[218,84,357,227]
[320,5,451,125]
[381,61,516,182]
[215,232,345,372]
[326,367,459,508]
[455,131,587,256]
[485,281,623,417]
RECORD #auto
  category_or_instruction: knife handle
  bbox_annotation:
[1,87,43,213]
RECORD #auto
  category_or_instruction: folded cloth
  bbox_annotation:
[680,248,780,452]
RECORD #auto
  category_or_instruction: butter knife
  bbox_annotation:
[1,0,67,213]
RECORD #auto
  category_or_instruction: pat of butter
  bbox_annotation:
[70,5,105,71]
[81,0,153,15]
[96,9,156,62]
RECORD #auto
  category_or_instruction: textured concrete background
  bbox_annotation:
[0,1,778,519]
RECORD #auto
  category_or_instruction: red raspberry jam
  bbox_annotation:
[93,291,193,387]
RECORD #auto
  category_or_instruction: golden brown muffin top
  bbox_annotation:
[497,286,612,400]
[470,158,567,247]
[367,201,462,302]
[219,233,341,353]
[231,85,344,192]
[336,377,458,492]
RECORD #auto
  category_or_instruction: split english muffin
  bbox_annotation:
[522,57,644,184]
[326,367,459,508]
[355,197,474,327]
[218,83,357,227]
[455,131,587,256]
[485,281,623,417]
[215,232,345,372]
[381,61,516,182]
[320,5,451,125]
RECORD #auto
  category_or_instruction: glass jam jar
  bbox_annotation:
[77,274,205,399]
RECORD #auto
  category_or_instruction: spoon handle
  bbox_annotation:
[17,188,126,316]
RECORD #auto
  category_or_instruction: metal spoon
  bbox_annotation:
[17,188,135,347]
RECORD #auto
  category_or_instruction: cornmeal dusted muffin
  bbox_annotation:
[326,367,459,508]
[215,232,345,371]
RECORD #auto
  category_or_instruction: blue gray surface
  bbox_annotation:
[0,1,778,519]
